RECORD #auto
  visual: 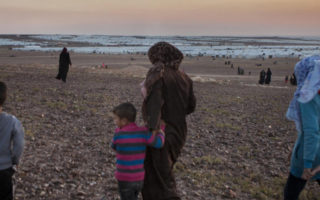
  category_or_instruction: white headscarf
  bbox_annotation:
[286,55,320,132]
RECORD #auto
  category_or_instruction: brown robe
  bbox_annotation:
[142,63,196,200]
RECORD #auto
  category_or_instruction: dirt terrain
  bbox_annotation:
[0,49,319,200]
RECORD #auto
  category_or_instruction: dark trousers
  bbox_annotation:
[284,173,320,200]
[118,181,143,200]
[56,66,69,82]
[0,167,14,200]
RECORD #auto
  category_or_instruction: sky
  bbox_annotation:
[0,0,319,36]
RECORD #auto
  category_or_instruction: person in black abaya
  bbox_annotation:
[265,68,272,85]
[56,47,72,83]
[290,73,297,85]
[259,69,266,84]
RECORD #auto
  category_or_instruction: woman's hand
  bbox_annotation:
[311,165,320,176]
[152,129,165,136]
[152,130,159,136]
[301,168,313,180]
[159,129,165,136]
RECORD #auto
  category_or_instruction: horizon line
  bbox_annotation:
[0,33,319,38]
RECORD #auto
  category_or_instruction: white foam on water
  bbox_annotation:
[3,35,319,58]
[0,38,39,46]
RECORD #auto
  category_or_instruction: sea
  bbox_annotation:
[0,35,319,58]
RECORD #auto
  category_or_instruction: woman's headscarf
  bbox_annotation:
[148,42,183,70]
[286,55,320,132]
[62,47,67,53]
[142,42,184,97]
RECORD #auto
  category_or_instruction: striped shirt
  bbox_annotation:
[111,123,165,182]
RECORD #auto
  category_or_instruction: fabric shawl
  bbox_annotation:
[286,55,320,132]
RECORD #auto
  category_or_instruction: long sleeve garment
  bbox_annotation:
[0,112,24,170]
[59,52,72,68]
[111,123,165,182]
[290,94,320,180]
[142,66,196,200]
[143,67,196,161]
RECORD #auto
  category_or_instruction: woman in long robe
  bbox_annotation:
[56,47,72,83]
[141,42,196,200]
[265,68,272,84]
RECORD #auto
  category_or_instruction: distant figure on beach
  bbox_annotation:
[237,67,244,75]
[265,68,272,84]
[0,82,25,200]
[285,75,289,83]
[284,55,320,200]
[259,69,266,84]
[141,42,196,200]
[290,73,297,85]
[56,47,72,83]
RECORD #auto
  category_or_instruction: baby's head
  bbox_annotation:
[112,102,136,128]
[0,81,7,108]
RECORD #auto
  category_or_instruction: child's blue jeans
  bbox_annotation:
[118,181,143,200]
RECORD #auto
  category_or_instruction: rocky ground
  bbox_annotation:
[1,63,320,200]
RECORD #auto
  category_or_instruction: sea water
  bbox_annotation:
[0,35,319,58]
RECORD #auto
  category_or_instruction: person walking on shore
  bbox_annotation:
[265,68,272,84]
[141,42,196,200]
[56,47,72,83]
[259,69,266,84]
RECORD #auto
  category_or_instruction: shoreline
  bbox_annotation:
[0,47,300,86]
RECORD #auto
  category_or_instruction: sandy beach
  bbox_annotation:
[1,46,320,200]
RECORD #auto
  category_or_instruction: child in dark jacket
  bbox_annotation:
[111,102,165,200]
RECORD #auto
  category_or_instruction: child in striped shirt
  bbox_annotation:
[111,102,165,200]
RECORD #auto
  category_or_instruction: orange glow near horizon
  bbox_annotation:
[0,0,319,36]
